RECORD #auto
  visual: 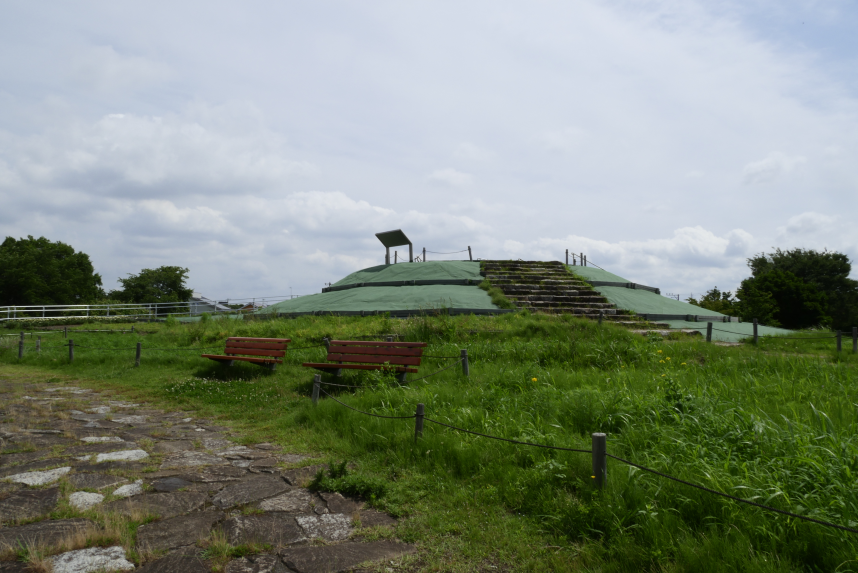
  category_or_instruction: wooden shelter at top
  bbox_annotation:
[376,229,413,264]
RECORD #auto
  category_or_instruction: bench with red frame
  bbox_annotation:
[202,337,291,370]
[302,340,427,382]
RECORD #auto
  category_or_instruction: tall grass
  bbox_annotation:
[2,313,857,571]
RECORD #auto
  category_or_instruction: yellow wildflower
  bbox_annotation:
[659,360,665,363]
[681,362,687,366]
[661,374,666,377]
[657,350,663,354]
[666,357,671,361]
[532,377,537,382]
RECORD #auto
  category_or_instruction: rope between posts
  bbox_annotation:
[317,387,416,419]
[425,417,592,453]
[606,453,858,534]
[409,358,465,382]
[319,381,365,389]
[425,249,469,254]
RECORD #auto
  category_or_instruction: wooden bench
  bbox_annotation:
[302,340,427,381]
[202,337,290,370]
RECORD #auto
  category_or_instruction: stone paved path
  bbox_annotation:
[0,376,414,572]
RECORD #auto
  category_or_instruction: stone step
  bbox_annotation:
[502,288,603,297]
[507,297,613,306]
[521,303,617,312]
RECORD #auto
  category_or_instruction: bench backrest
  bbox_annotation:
[327,340,427,367]
[225,337,290,358]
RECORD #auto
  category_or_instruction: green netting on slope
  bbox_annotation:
[565,265,791,340]
[262,285,497,313]
[334,261,481,286]
[659,321,790,342]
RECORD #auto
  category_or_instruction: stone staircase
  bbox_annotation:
[482,260,659,327]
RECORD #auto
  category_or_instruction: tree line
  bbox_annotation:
[0,236,193,306]
[688,248,858,330]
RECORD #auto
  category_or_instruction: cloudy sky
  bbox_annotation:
[1,0,856,301]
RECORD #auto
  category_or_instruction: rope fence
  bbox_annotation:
[311,384,858,535]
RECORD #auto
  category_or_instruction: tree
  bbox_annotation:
[109,266,193,304]
[687,287,738,316]
[742,249,858,329]
[0,236,104,305]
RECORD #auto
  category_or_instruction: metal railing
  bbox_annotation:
[0,294,307,322]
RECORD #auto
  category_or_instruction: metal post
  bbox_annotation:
[836,330,842,353]
[385,247,390,265]
[423,247,426,262]
[131,326,134,333]
[566,249,568,265]
[20,332,24,343]
[461,349,469,377]
[580,253,583,268]
[592,433,606,489]
[853,327,857,354]
[106,305,110,317]
[753,318,758,345]
[312,374,320,405]
[69,339,74,363]
[135,342,141,367]
[18,339,23,360]
[468,246,472,261]
[409,243,413,263]
[395,251,398,264]
[36,336,41,354]
[414,403,424,441]
[386,335,393,342]
[584,255,587,267]
[706,322,713,343]
[64,327,67,339]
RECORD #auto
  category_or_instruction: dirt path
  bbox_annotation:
[0,375,413,573]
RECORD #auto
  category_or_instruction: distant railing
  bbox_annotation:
[0,294,307,322]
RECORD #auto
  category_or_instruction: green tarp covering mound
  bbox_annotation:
[334,261,481,286]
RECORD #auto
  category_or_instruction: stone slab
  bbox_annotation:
[161,451,229,468]
[257,489,315,513]
[295,514,353,541]
[136,549,210,573]
[151,476,193,492]
[66,473,128,490]
[0,518,92,552]
[137,511,224,552]
[69,491,104,510]
[152,440,194,453]
[64,442,137,456]
[0,487,59,522]
[280,541,416,573]
[112,480,144,498]
[94,449,148,463]
[3,466,70,486]
[212,475,289,509]
[319,492,361,514]
[49,545,135,573]
[225,555,289,573]
[80,436,124,443]
[280,465,325,487]
[103,491,208,519]
[223,515,305,547]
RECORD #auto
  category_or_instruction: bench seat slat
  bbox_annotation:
[327,353,421,366]
[224,347,286,357]
[203,354,283,364]
[226,341,289,351]
[228,337,293,343]
[327,345,423,357]
[302,362,418,373]
[329,340,427,348]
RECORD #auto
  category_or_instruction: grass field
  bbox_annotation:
[2,313,857,572]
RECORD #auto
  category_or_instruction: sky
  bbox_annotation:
[1,0,856,301]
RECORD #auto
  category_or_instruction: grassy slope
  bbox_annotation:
[2,314,857,572]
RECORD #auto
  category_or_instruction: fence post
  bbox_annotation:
[312,374,320,405]
[706,322,713,343]
[36,336,41,354]
[20,332,24,343]
[423,247,426,262]
[592,433,606,489]
[580,252,583,268]
[584,255,587,267]
[415,403,424,441]
[131,326,134,333]
[323,338,330,352]
[566,249,568,265]
[468,246,472,261]
[853,327,857,354]
[135,342,141,367]
[598,311,603,326]
[69,339,74,363]
[753,319,758,345]
[64,326,67,339]
[18,339,23,360]
[836,330,842,353]
[461,349,469,377]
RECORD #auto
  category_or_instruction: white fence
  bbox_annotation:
[0,294,305,322]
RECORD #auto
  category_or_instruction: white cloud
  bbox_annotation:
[742,151,807,184]
[428,168,473,187]
[68,46,174,92]
[780,211,836,235]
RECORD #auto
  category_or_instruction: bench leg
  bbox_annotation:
[334,368,342,377]
[397,372,407,383]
